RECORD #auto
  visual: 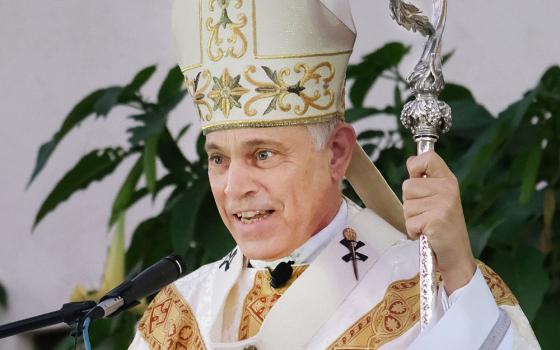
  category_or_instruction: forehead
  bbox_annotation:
[204,126,311,151]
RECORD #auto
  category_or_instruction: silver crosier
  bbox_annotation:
[389,0,452,331]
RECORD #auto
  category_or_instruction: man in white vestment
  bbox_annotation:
[129,1,541,349]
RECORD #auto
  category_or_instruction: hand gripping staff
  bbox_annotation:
[389,0,452,331]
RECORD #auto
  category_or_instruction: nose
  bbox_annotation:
[224,160,258,199]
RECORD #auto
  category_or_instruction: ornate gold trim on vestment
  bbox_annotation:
[238,265,308,340]
[477,261,518,306]
[328,275,420,350]
[138,285,206,350]
[328,262,518,349]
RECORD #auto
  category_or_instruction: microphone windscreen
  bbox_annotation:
[123,255,186,304]
[269,261,294,289]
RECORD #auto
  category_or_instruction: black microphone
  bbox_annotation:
[87,254,186,320]
[267,261,294,289]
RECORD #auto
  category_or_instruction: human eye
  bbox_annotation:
[255,150,274,161]
[208,153,225,166]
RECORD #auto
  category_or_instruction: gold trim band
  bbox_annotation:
[255,50,353,60]
[202,112,344,134]
[181,64,203,73]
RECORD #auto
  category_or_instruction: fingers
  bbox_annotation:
[403,193,464,239]
[404,211,430,240]
[406,151,454,179]
[403,197,435,219]
[402,177,457,201]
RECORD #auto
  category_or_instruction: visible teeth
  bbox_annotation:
[235,210,271,223]
[237,210,265,219]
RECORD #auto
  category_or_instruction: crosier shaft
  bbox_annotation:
[417,138,437,331]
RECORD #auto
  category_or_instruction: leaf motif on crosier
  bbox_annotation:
[389,0,434,37]
[401,98,451,134]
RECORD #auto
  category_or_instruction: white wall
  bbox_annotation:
[1,1,559,348]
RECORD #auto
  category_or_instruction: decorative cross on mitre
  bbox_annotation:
[172,0,406,233]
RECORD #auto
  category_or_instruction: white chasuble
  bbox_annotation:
[128,203,540,350]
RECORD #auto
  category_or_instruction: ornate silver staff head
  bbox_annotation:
[390,0,452,150]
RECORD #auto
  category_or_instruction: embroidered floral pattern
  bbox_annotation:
[208,68,249,117]
[186,62,336,122]
[187,70,213,122]
[139,285,206,350]
[242,66,302,116]
[243,63,335,117]
[206,0,248,62]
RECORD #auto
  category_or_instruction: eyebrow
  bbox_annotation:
[205,138,285,153]
[204,142,222,153]
[244,139,284,149]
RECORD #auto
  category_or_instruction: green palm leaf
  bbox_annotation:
[33,148,129,229]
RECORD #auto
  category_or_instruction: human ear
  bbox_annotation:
[327,123,356,182]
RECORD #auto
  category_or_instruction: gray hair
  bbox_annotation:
[306,119,341,151]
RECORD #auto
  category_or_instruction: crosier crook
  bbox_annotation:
[389,0,452,331]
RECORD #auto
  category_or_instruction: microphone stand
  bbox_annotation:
[0,300,96,340]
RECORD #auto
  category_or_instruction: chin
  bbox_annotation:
[237,240,288,261]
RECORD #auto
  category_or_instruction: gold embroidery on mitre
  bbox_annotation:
[238,265,308,340]
[202,112,343,134]
[187,70,213,122]
[208,68,249,118]
[476,261,518,306]
[186,62,338,126]
[138,285,206,350]
[206,0,248,62]
[243,63,335,117]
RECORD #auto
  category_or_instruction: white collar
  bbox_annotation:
[249,200,348,269]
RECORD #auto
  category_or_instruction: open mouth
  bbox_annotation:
[234,210,274,224]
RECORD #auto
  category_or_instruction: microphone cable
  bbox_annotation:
[82,316,93,350]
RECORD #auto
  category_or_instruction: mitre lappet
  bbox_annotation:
[172,0,406,232]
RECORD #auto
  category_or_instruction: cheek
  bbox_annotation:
[277,163,328,217]
[209,173,227,214]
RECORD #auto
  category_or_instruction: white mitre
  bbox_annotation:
[172,0,406,233]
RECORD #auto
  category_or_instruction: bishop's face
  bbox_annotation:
[205,126,342,261]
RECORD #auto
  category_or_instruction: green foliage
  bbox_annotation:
[33,148,129,229]
[0,282,7,310]
[346,42,410,107]
[53,312,138,350]
[27,66,157,187]
[29,44,560,348]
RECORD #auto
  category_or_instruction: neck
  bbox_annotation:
[249,200,348,269]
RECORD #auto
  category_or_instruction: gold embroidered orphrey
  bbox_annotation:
[327,262,518,350]
[238,265,309,340]
[206,0,248,62]
[138,285,206,350]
